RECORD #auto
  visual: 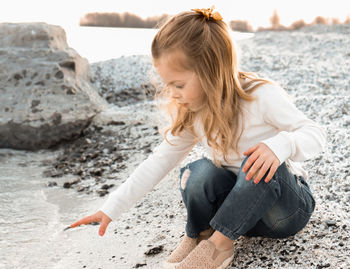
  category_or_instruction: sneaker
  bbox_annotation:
[163,229,214,269]
[174,240,234,269]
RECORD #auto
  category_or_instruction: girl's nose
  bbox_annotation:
[171,88,181,99]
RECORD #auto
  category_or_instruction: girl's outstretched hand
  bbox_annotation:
[242,143,280,184]
[70,210,112,236]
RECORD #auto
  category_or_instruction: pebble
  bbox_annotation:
[134,263,147,268]
[317,263,331,269]
[325,220,337,227]
[46,181,57,187]
[144,245,164,256]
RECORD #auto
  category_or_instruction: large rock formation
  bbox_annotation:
[0,23,108,150]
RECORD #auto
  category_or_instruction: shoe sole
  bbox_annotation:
[164,254,234,269]
[163,261,179,269]
[218,254,234,269]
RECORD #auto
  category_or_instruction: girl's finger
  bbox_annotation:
[246,155,263,180]
[99,215,112,236]
[71,215,99,228]
[243,151,259,174]
[253,160,271,184]
[265,162,279,183]
[70,219,84,228]
[243,144,259,156]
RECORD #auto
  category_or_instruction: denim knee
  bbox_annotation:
[179,158,218,201]
[179,157,238,237]
[235,156,281,196]
[179,158,236,203]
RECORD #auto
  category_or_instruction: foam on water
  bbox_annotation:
[0,150,57,267]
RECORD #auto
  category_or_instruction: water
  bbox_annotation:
[64,26,158,63]
[64,26,253,63]
[0,149,100,269]
[0,150,56,268]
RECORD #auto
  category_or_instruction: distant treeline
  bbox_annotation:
[80,11,350,32]
[80,12,170,28]
[253,10,350,32]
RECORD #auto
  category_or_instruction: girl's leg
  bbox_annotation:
[172,156,315,268]
[179,157,237,238]
[210,156,315,240]
[244,169,316,238]
[163,158,236,268]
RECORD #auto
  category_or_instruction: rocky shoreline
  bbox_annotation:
[7,23,350,268]
[43,105,162,197]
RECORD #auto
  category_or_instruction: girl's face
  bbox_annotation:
[154,52,205,111]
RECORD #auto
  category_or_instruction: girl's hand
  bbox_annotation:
[70,210,112,236]
[242,143,280,184]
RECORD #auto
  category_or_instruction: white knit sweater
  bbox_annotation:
[100,84,326,221]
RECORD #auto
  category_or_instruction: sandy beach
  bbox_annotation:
[2,23,350,269]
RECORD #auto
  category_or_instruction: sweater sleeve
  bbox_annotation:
[99,129,196,221]
[258,84,326,164]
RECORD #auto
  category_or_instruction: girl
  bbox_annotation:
[71,6,326,269]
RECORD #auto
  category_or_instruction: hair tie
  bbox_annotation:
[191,5,223,21]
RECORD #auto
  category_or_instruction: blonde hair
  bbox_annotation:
[151,11,270,166]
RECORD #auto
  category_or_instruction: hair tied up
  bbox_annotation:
[191,5,223,21]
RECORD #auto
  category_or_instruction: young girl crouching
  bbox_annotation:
[71,7,326,269]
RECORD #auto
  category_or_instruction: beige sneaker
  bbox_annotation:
[174,240,234,269]
[163,229,214,269]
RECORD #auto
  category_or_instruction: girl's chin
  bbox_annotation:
[177,103,202,112]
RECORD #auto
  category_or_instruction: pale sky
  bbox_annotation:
[1,0,350,30]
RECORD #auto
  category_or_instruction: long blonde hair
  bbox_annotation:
[151,10,270,166]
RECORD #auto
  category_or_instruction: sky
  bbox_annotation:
[1,0,350,30]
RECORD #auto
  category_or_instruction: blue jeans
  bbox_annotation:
[179,157,315,240]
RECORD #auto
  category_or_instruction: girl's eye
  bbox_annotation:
[175,85,184,89]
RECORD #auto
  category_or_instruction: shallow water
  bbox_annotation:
[64,26,253,63]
